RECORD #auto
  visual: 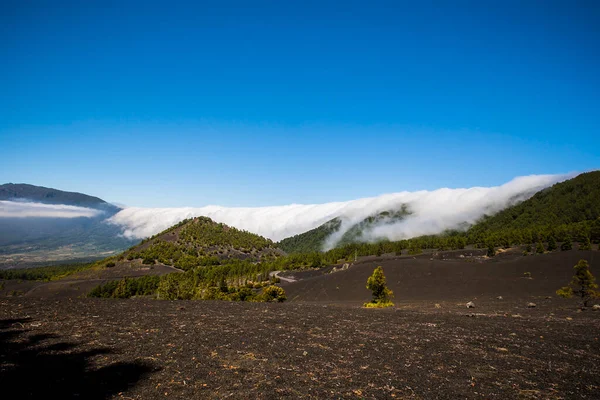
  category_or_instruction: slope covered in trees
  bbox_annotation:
[125,216,282,269]
[278,171,600,255]
[277,207,410,253]
[469,171,600,234]
[277,218,342,253]
[467,171,600,245]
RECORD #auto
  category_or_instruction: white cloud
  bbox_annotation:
[108,174,570,246]
[0,200,103,218]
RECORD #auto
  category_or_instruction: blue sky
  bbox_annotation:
[1,0,599,207]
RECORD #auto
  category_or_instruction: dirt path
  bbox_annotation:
[269,270,296,283]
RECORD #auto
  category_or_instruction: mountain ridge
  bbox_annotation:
[0,183,119,212]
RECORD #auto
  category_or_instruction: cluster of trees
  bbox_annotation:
[88,275,161,298]
[470,171,600,233]
[127,239,223,269]
[468,220,599,249]
[0,262,95,281]
[278,218,341,254]
[89,270,286,303]
[179,217,274,250]
[125,216,279,269]
[277,208,412,253]
[277,219,600,263]
[277,172,600,257]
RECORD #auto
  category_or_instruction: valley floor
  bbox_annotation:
[1,297,599,399]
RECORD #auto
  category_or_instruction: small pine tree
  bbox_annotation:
[365,266,394,307]
[556,259,599,307]
[536,241,545,254]
[487,243,496,257]
[547,236,557,251]
[580,236,592,251]
[561,237,573,251]
[113,279,131,299]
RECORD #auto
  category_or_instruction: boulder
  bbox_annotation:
[592,304,600,311]
[466,301,475,309]
[527,302,536,308]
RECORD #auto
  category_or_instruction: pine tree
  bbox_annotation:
[536,241,545,254]
[547,236,557,251]
[365,266,394,307]
[561,236,573,251]
[487,243,496,257]
[556,259,599,307]
[579,236,592,251]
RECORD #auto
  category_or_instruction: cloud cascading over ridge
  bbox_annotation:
[0,200,104,218]
[108,174,570,248]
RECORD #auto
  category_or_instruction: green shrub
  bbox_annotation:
[259,285,287,302]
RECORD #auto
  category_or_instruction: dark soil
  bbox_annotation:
[284,250,599,305]
[1,249,599,398]
[1,298,599,399]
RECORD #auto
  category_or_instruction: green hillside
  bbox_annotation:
[277,218,342,253]
[126,216,282,269]
[467,170,600,244]
[277,207,411,253]
[278,172,600,256]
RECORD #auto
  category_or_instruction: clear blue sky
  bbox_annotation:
[1,0,599,207]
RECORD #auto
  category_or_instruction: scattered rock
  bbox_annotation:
[496,296,503,300]
[566,317,573,321]
[511,314,523,318]
[527,302,536,308]
[592,304,600,311]
[496,347,509,353]
[466,301,475,309]
[434,303,441,309]
[545,296,552,299]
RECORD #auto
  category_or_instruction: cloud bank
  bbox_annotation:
[108,174,569,247]
[0,200,104,219]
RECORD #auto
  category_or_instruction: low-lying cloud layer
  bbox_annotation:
[108,174,569,248]
[0,200,104,219]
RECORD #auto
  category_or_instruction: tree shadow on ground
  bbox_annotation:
[0,317,157,399]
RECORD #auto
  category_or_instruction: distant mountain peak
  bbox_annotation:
[0,183,119,211]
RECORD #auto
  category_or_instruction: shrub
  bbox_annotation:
[259,285,287,302]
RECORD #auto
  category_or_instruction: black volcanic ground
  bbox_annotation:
[1,248,599,399]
